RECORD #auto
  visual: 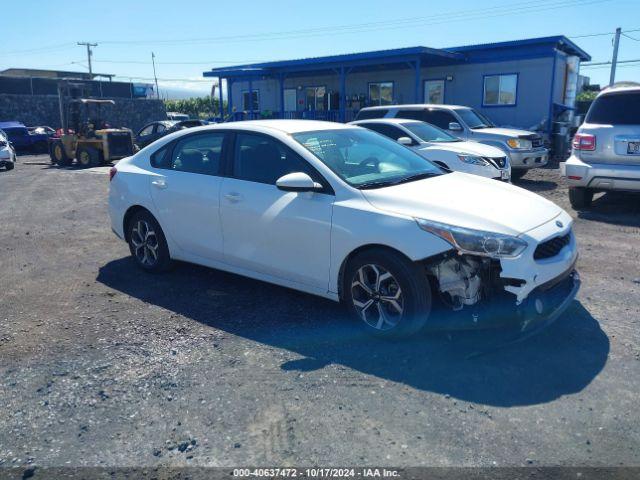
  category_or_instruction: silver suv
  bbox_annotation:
[562,83,640,209]
[355,104,548,180]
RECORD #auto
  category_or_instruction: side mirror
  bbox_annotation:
[448,122,463,132]
[276,172,322,192]
[397,136,414,146]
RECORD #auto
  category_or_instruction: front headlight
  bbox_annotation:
[457,154,490,166]
[415,218,528,258]
[506,138,532,150]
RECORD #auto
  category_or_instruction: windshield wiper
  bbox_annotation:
[470,125,490,129]
[391,172,441,185]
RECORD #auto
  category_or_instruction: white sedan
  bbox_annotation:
[350,118,510,181]
[109,120,579,338]
[0,130,16,171]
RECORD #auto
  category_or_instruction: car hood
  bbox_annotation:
[419,140,505,157]
[361,172,562,236]
[473,127,539,138]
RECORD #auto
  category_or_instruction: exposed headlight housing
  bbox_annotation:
[506,138,532,150]
[457,154,490,166]
[415,218,528,258]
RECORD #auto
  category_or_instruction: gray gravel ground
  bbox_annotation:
[0,155,639,471]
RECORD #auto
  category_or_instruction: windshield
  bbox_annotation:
[401,122,460,143]
[586,92,640,125]
[293,128,443,189]
[458,109,495,129]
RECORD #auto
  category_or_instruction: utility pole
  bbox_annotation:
[77,42,97,78]
[151,52,161,99]
[609,27,621,86]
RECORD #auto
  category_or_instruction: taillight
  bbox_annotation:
[109,167,117,182]
[573,133,596,151]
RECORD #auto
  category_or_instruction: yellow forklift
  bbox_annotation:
[50,89,135,168]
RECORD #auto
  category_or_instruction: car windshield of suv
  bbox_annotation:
[400,121,461,143]
[458,109,495,129]
[293,128,444,189]
[586,92,640,125]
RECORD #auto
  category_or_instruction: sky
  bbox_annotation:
[2,0,639,99]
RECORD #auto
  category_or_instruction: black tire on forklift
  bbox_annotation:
[50,141,72,166]
[76,146,101,168]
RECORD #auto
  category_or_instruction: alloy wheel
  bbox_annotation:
[130,220,159,267]
[351,264,404,331]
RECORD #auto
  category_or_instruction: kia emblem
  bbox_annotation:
[556,220,563,228]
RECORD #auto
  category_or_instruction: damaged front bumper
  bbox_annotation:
[424,211,580,333]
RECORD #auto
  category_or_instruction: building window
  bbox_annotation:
[242,90,259,111]
[305,86,326,111]
[483,74,517,106]
[369,82,393,106]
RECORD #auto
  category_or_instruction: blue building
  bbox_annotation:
[204,35,590,137]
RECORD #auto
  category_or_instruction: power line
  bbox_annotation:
[77,42,98,77]
[95,0,610,47]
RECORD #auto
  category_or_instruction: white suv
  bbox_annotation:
[109,120,579,338]
[562,83,640,209]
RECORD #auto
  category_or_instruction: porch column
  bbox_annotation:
[414,57,422,103]
[339,66,346,123]
[218,77,224,120]
[227,79,233,117]
[279,75,285,119]
[248,77,254,118]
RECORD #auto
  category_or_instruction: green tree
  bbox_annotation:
[163,96,225,119]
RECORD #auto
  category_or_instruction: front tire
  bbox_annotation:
[126,211,172,273]
[511,169,527,181]
[76,146,100,168]
[344,248,431,338]
[5,162,14,171]
[569,187,594,209]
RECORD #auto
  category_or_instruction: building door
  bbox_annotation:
[424,80,445,104]
[305,86,326,111]
[284,88,297,112]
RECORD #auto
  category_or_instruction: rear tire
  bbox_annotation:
[569,187,594,209]
[50,141,72,166]
[126,210,172,273]
[344,248,431,338]
[76,146,100,168]
[511,169,527,181]
[5,163,14,170]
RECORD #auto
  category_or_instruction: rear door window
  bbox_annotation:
[396,109,457,129]
[164,132,225,175]
[362,123,409,142]
[354,109,388,121]
[586,93,640,125]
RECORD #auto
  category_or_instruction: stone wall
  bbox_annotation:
[0,94,167,132]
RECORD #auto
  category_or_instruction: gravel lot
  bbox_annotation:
[1,155,639,471]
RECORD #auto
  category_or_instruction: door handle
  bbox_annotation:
[224,192,242,203]
[151,179,167,189]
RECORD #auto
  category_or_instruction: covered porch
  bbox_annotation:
[203,46,465,123]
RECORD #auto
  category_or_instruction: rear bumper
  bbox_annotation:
[562,156,640,191]
[509,148,549,169]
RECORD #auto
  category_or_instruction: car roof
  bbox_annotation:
[598,83,640,97]
[360,104,469,111]
[0,121,26,129]
[351,118,420,125]
[219,119,357,134]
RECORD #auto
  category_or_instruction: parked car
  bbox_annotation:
[166,112,190,121]
[350,118,510,181]
[135,120,209,149]
[356,104,548,180]
[0,130,17,170]
[562,83,640,209]
[109,120,579,338]
[0,121,32,151]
